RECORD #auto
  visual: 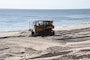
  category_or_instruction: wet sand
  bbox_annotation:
[0,24,90,60]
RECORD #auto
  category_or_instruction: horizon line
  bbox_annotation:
[0,8,90,10]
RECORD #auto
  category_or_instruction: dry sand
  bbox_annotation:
[0,24,90,60]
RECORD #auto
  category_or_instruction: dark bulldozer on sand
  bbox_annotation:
[30,20,55,36]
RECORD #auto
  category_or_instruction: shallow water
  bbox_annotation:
[0,9,90,31]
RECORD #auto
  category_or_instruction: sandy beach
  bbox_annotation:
[0,24,90,60]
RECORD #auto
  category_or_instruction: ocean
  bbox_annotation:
[0,9,90,31]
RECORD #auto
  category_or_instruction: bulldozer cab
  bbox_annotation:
[34,20,53,26]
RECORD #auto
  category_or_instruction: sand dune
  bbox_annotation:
[0,24,90,60]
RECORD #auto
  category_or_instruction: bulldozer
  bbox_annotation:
[30,20,55,36]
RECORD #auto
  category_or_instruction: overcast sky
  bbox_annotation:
[0,0,90,9]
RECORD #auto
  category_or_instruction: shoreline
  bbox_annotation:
[54,22,90,31]
[0,22,90,33]
[0,23,90,38]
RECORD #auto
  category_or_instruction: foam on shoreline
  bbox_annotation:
[54,22,90,31]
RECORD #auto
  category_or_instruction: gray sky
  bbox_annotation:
[0,0,90,9]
